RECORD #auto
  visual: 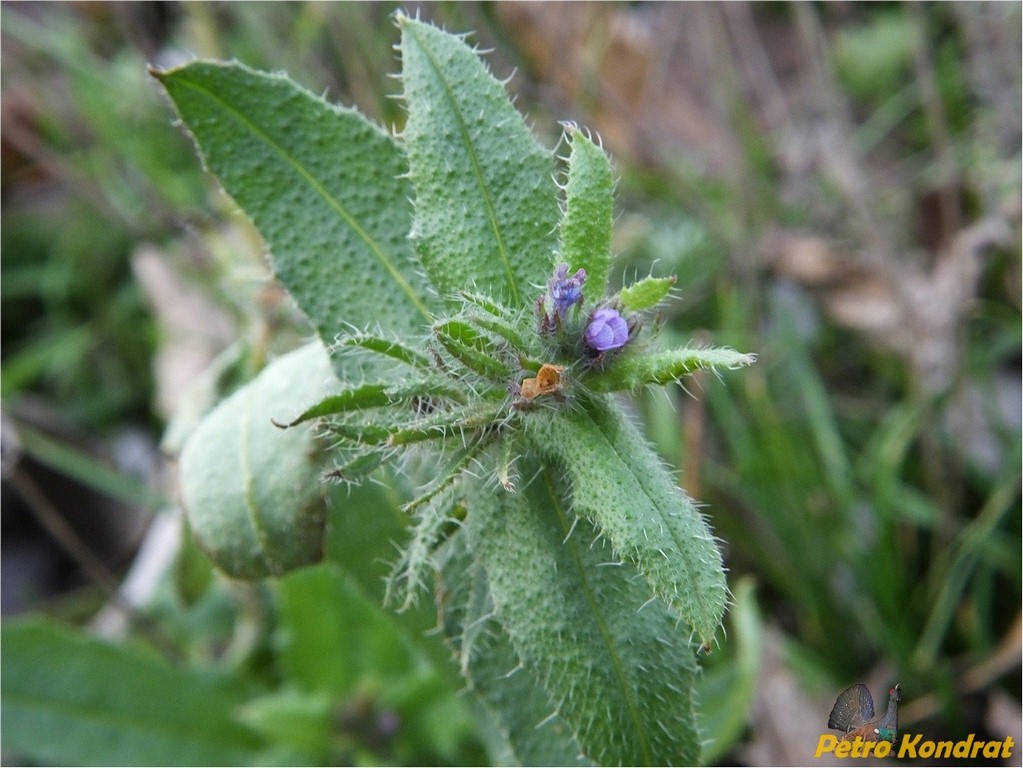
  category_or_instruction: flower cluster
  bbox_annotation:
[538,262,631,357]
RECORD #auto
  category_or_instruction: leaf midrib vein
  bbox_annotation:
[583,402,716,625]
[544,469,653,765]
[406,25,521,304]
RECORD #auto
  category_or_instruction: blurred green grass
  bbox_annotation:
[1,2,1019,764]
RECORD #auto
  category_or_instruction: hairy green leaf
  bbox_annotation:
[436,531,589,767]
[277,383,395,425]
[387,447,487,611]
[180,342,337,578]
[465,466,701,765]
[559,126,614,301]
[618,275,677,312]
[277,378,464,427]
[434,319,511,380]
[386,401,506,447]
[153,61,435,353]
[593,346,757,392]
[459,291,531,351]
[388,490,456,611]
[523,397,728,642]
[335,332,434,370]
[398,14,558,305]
[325,448,388,485]
[329,420,394,446]
[328,400,504,448]
[1,620,263,766]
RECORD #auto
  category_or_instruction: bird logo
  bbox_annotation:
[828,683,902,742]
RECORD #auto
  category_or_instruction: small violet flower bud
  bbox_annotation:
[585,307,629,352]
[548,262,587,319]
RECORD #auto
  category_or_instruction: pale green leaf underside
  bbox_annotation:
[559,127,614,301]
[180,342,338,578]
[465,466,700,766]
[399,15,558,306]
[153,61,435,355]
[523,396,727,642]
[1,621,262,766]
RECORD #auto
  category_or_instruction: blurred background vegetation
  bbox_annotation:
[2,2,1019,765]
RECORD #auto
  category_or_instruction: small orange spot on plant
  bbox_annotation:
[519,364,566,400]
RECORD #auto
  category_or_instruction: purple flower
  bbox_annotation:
[585,307,629,352]
[548,262,587,319]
